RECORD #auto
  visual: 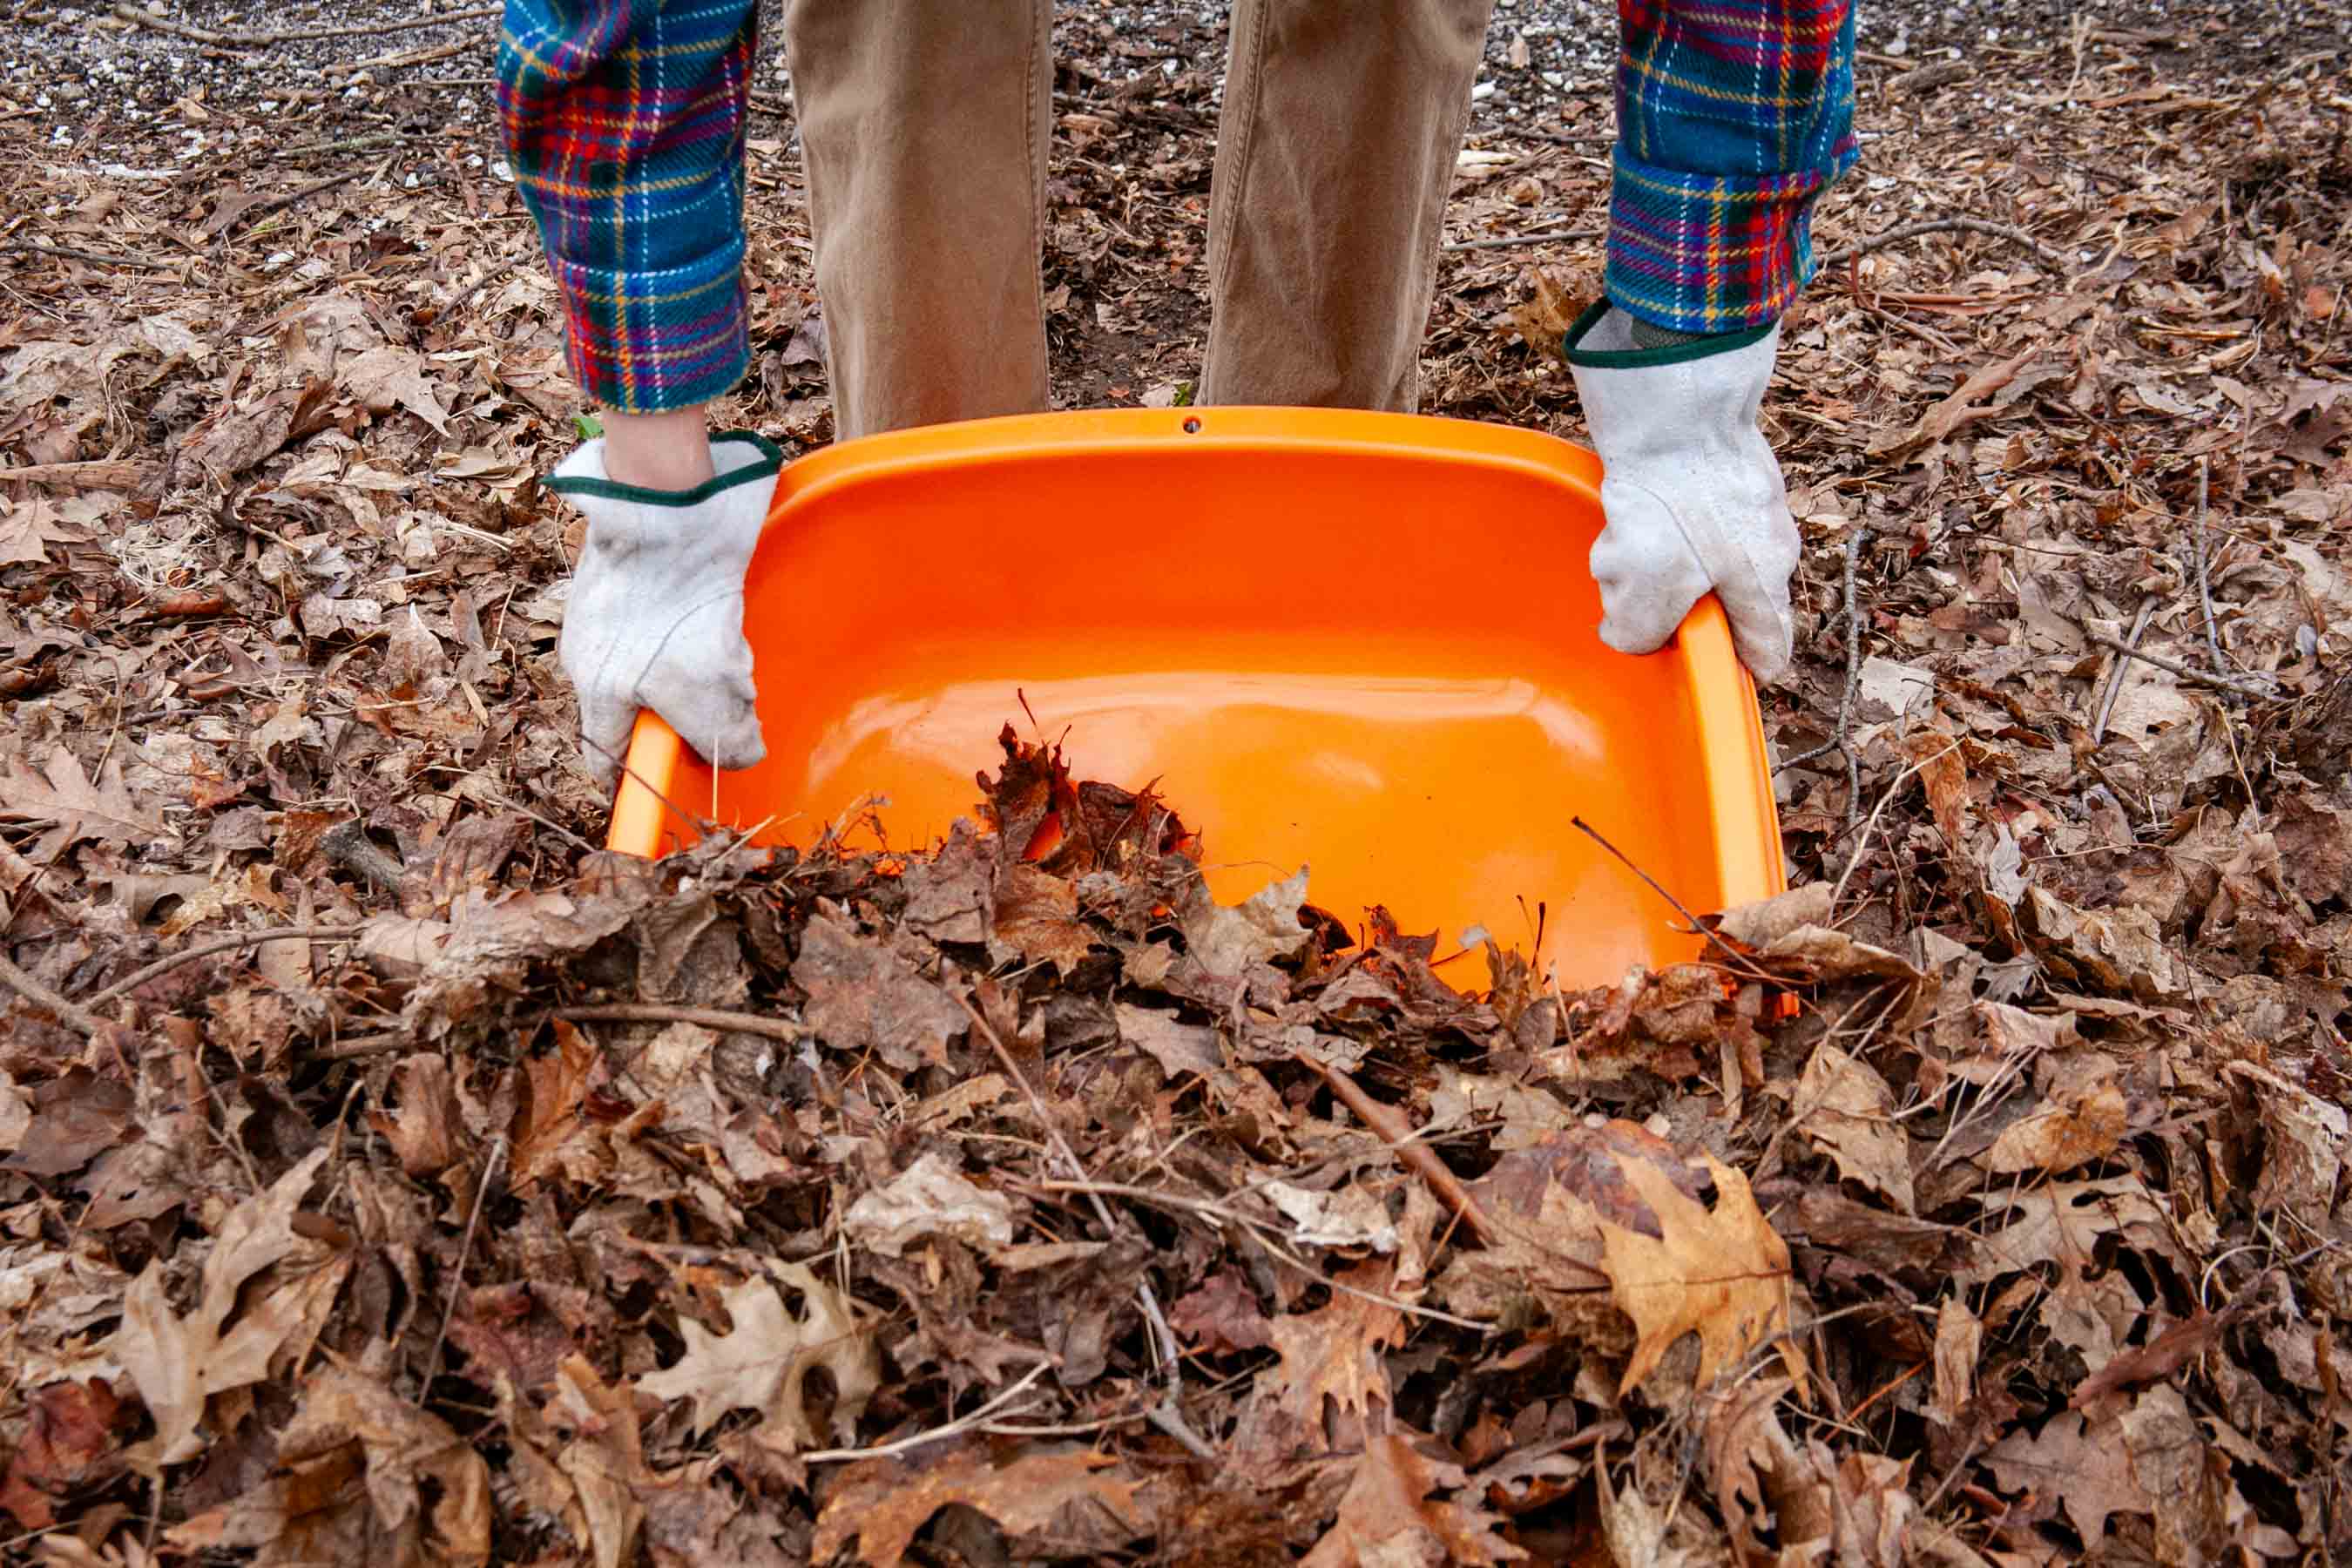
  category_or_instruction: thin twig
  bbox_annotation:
[801,1362,1051,1463]
[434,261,517,322]
[83,924,363,1009]
[110,2,496,45]
[419,1133,505,1405]
[1292,1052,1507,1252]
[1442,226,1601,254]
[0,950,109,1037]
[4,240,176,271]
[1511,128,1619,147]
[0,458,159,490]
[2193,457,2225,679]
[2092,600,2157,744]
[1776,527,1873,835]
[957,994,1216,1460]
[234,165,375,228]
[1815,217,2072,271]
[274,131,427,160]
[2085,630,2275,700]
[1568,817,1781,983]
[1025,1179,1504,1329]
[341,36,470,71]
[1830,740,1962,909]
[313,1031,408,1061]
[321,821,408,894]
[556,1003,808,1044]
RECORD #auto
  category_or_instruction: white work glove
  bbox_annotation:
[1565,304,1801,683]
[546,432,781,788]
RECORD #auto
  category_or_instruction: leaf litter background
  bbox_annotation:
[2,0,2351,1562]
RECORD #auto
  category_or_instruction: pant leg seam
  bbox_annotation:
[1201,0,1269,401]
[1025,0,1052,404]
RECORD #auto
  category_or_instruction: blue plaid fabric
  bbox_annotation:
[495,0,1857,411]
[496,0,759,412]
[1607,0,1860,334]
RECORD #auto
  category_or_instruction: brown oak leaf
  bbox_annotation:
[1301,1434,1522,1567]
[1984,1409,2151,1550]
[1596,1154,1809,1401]
[792,909,965,1071]
[0,745,165,861]
[812,1444,1142,1568]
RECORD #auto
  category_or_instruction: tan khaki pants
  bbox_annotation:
[782,0,1496,439]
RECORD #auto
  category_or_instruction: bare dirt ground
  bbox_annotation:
[1,0,2350,1564]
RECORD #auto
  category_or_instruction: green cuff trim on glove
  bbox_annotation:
[1563,301,1774,369]
[545,429,786,507]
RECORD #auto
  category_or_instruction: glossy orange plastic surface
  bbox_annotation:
[606,408,1784,989]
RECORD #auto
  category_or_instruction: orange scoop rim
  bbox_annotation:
[605,406,1784,937]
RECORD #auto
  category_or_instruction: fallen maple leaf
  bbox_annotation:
[0,1377,130,1529]
[1982,1078,2126,1175]
[1266,1258,1408,1440]
[989,862,1094,977]
[509,1018,609,1192]
[1182,865,1311,981]
[368,1054,465,1178]
[1984,1409,2151,1551]
[1301,1433,1523,1567]
[112,1147,332,1465]
[1597,1154,1809,1402]
[843,1150,1019,1259]
[1959,1173,2179,1288]
[1168,1269,1274,1354]
[811,1444,1142,1568]
[1702,1381,1831,1566]
[1,1069,133,1178]
[547,1355,649,1568]
[1789,1044,1914,1213]
[792,909,966,1071]
[0,497,81,565]
[170,1364,490,1567]
[0,745,166,861]
[341,344,451,434]
[640,1264,882,1450]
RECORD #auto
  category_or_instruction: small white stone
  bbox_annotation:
[1470,79,1496,100]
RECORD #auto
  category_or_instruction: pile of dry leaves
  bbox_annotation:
[1,722,2346,1565]
[3,0,2352,1562]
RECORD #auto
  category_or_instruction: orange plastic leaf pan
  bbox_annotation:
[605,408,1784,990]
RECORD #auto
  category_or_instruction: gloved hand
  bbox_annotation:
[546,432,783,788]
[1565,303,1801,683]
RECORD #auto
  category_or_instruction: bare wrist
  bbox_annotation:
[599,407,716,490]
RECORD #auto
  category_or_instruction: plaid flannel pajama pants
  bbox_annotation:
[496,0,1855,420]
